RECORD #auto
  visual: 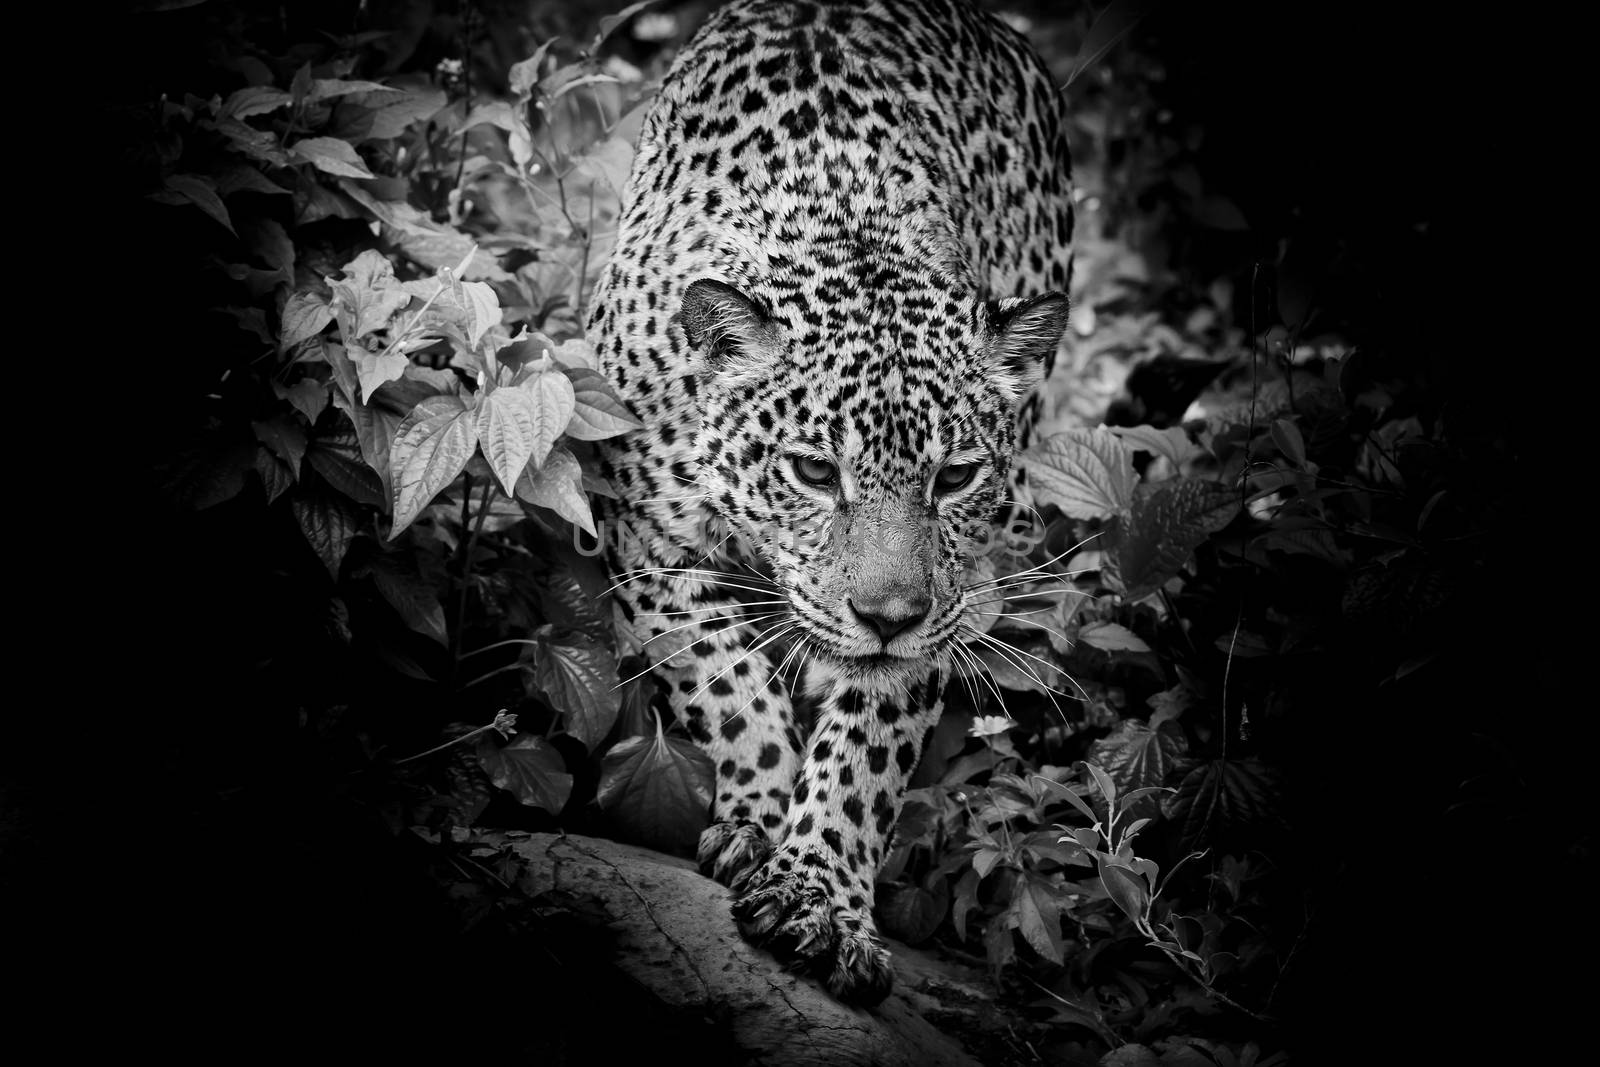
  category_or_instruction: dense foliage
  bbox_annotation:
[68,1,1564,1064]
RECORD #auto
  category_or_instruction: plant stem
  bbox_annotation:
[396,722,494,765]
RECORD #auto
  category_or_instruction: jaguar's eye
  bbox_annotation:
[934,462,979,494]
[792,455,839,488]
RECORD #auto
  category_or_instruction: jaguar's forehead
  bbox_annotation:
[751,336,1002,475]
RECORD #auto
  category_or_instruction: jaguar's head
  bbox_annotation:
[676,271,1068,679]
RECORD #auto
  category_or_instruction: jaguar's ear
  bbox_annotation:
[985,293,1070,400]
[675,278,782,382]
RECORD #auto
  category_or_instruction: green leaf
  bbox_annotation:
[1020,427,1133,520]
[1078,621,1150,653]
[388,395,477,538]
[290,489,361,579]
[596,724,715,851]
[562,367,644,440]
[159,174,235,234]
[476,388,540,495]
[291,136,375,179]
[476,733,572,814]
[1108,478,1239,600]
[528,628,620,749]
[516,364,576,468]
[514,445,594,534]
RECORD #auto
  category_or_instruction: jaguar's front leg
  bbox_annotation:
[732,665,945,1006]
[609,556,806,891]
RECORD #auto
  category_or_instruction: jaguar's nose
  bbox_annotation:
[849,594,930,642]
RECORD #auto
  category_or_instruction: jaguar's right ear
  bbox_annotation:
[674,278,782,382]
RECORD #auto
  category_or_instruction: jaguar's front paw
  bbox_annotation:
[697,820,772,892]
[732,858,894,1006]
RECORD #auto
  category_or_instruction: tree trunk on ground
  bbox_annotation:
[492,831,991,1067]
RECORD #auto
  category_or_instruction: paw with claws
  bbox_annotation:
[731,851,894,1006]
[698,820,773,893]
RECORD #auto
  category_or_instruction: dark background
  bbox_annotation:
[8,1,1567,1062]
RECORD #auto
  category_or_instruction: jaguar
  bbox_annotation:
[588,0,1074,1004]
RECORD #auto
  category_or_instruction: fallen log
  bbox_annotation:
[490,831,986,1067]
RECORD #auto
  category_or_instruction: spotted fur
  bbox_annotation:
[589,0,1073,1004]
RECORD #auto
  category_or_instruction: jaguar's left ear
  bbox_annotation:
[985,293,1070,399]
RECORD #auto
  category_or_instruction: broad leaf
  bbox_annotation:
[1087,719,1187,817]
[290,489,361,578]
[1033,774,1099,825]
[1109,424,1203,470]
[362,88,448,139]
[308,78,391,102]
[364,557,447,644]
[1013,874,1064,964]
[880,882,946,946]
[160,174,235,234]
[388,395,477,538]
[305,429,386,507]
[255,447,293,504]
[574,136,635,194]
[476,388,540,495]
[222,85,292,120]
[596,724,716,851]
[291,136,375,178]
[352,345,410,403]
[517,364,576,468]
[476,733,571,814]
[562,367,644,440]
[515,446,594,535]
[1163,758,1282,848]
[402,275,503,351]
[329,250,410,339]
[1078,621,1150,653]
[1099,861,1150,923]
[527,627,620,749]
[252,414,307,476]
[1108,478,1239,600]
[274,375,330,423]
[1021,427,1134,520]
